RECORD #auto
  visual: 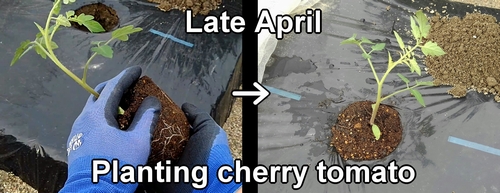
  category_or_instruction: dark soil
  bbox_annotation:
[330,101,403,161]
[424,13,500,102]
[72,3,119,32]
[118,76,190,165]
[147,0,222,16]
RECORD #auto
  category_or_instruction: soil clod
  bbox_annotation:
[331,101,403,161]
[72,3,119,32]
[118,76,190,165]
[147,0,222,16]
[425,13,500,102]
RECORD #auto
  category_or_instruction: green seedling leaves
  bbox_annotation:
[410,16,420,40]
[112,25,143,41]
[11,40,33,66]
[56,15,71,27]
[69,14,105,33]
[410,89,426,107]
[415,10,431,38]
[417,81,434,86]
[341,34,358,45]
[362,53,371,59]
[371,43,385,51]
[53,0,62,15]
[63,0,76,5]
[91,45,113,58]
[421,41,446,56]
[34,38,58,59]
[397,73,410,84]
[361,37,374,44]
[393,31,405,51]
[409,57,421,76]
[372,124,381,140]
[66,11,75,18]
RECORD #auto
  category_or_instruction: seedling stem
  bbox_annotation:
[340,10,446,140]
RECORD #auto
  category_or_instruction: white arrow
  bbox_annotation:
[231,82,270,105]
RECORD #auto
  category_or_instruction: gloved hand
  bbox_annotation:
[59,66,161,193]
[160,103,242,193]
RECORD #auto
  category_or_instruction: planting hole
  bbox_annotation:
[72,3,119,32]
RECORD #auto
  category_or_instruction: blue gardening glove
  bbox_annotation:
[59,66,161,193]
[155,103,242,193]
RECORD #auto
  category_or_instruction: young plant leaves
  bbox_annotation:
[410,89,426,107]
[409,57,421,76]
[397,73,410,84]
[361,37,374,44]
[11,40,33,66]
[69,14,105,33]
[63,0,76,5]
[393,31,405,51]
[372,124,381,140]
[53,0,62,15]
[417,81,434,86]
[112,25,143,41]
[410,16,421,40]
[421,41,446,56]
[56,15,71,27]
[66,11,75,18]
[91,45,113,58]
[341,34,358,45]
[371,43,385,51]
[362,53,371,59]
[415,10,431,38]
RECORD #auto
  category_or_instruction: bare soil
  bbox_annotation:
[72,3,119,32]
[117,76,190,165]
[147,0,222,16]
[424,13,500,102]
[330,101,403,160]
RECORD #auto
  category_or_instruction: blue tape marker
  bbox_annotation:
[149,29,194,48]
[448,136,500,157]
[263,85,301,101]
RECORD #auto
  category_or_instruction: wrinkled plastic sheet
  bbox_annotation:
[0,0,241,191]
[258,0,500,192]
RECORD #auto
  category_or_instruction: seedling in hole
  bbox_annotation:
[340,10,445,140]
[10,0,143,115]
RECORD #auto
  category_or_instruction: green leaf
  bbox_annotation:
[410,16,421,40]
[397,73,410,84]
[35,43,47,59]
[371,43,385,51]
[82,20,106,33]
[91,41,105,45]
[410,89,426,107]
[393,31,405,51]
[91,45,114,58]
[361,37,374,44]
[112,25,143,41]
[415,10,431,38]
[372,124,381,140]
[66,10,75,18]
[63,0,76,5]
[417,81,434,86]
[362,53,371,59]
[34,22,45,36]
[409,57,421,76]
[341,34,358,45]
[56,15,71,27]
[11,40,33,66]
[53,0,62,15]
[387,51,394,68]
[421,41,446,56]
[69,14,106,33]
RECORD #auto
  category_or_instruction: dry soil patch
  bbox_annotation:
[424,13,500,102]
